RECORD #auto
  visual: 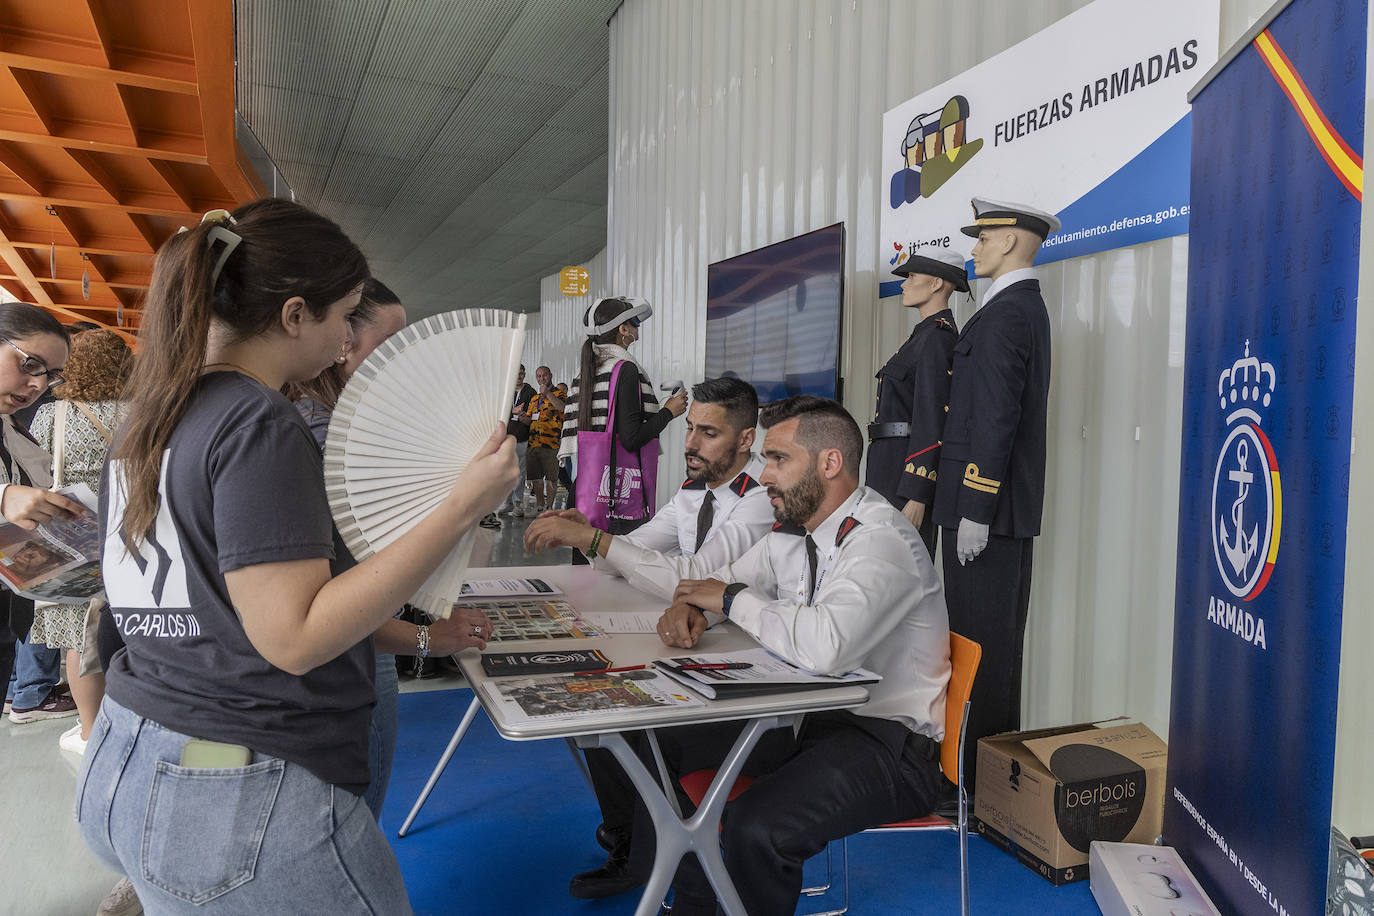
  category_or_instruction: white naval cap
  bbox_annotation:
[960,197,1062,239]
[891,246,971,292]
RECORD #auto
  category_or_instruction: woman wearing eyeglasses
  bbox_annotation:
[0,304,87,726]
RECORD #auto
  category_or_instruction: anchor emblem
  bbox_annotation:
[1219,439,1259,578]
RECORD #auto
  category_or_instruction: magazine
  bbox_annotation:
[481,670,704,723]
[654,648,881,700]
[0,483,103,603]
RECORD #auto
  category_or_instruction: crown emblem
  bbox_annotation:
[1217,339,1275,417]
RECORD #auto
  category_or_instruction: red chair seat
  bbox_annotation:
[680,769,755,805]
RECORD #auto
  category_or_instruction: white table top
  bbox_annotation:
[457,565,870,741]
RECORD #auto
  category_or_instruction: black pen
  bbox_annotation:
[680,662,753,671]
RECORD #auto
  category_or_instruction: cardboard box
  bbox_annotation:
[1089,841,1220,915]
[973,720,1168,885]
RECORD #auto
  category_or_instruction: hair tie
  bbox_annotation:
[171,209,241,285]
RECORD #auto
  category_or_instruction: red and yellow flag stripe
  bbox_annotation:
[1253,29,1363,201]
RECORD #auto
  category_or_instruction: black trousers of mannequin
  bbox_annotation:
[940,530,1033,793]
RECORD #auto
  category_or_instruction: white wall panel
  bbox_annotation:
[578,0,1275,738]
[537,247,609,389]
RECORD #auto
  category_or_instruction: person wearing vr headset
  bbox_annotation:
[865,247,967,558]
[558,296,686,539]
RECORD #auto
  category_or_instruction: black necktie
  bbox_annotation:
[804,535,819,604]
[694,491,715,552]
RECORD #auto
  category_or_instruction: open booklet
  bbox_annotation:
[482,669,704,723]
[0,482,103,603]
[654,648,881,700]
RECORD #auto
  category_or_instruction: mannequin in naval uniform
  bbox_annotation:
[865,248,966,558]
[933,197,1059,791]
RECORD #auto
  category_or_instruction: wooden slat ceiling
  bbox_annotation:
[0,0,263,342]
[235,0,619,318]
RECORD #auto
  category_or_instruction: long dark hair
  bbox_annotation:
[284,278,401,410]
[116,199,369,545]
[0,302,67,346]
[577,297,635,429]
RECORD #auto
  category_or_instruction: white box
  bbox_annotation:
[1089,841,1221,916]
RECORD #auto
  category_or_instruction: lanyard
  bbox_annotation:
[793,488,866,605]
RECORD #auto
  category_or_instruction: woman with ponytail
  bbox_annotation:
[558,297,686,538]
[76,200,517,913]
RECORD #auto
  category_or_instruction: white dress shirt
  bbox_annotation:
[600,455,772,600]
[979,265,1038,306]
[710,485,951,740]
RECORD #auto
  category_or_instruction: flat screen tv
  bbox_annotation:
[704,223,845,402]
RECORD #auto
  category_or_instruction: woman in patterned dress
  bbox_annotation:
[29,329,132,753]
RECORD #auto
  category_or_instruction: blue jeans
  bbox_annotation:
[503,440,528,508]
[6,636,60,708]
[362,653,399,822]
[76,696,412,914]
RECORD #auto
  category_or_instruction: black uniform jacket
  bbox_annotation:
[933,279,1050,538]
[864,308,957,508]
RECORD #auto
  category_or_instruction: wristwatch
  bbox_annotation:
[415,625,431,659]
[721,582,748,617]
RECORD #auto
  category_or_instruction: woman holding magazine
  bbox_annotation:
[76,199,515,914]
[0,304,85,727]
[29,328,132,755]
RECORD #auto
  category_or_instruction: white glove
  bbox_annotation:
[956,518,989,566]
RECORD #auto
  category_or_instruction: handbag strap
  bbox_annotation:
[51,400,67,490]
[70,401,113,444]
[602,360,652,518]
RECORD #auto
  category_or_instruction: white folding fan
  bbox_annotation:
[324,308,526,617]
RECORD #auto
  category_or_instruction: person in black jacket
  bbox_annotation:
[933,197,1059,790]
[865,248,966,558]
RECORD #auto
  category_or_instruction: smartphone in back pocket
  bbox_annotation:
[180,738,252,769]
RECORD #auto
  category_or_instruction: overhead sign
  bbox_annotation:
[559,265,589,296]
[1165,0,1364,911]
[878,0,1218,297]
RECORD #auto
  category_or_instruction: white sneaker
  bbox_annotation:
[59,722,87,756]
[97,877,142,916]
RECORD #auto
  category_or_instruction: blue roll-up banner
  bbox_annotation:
[1166,0,1365,913]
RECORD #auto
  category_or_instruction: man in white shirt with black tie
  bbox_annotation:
[641,395,952,916]
[525,376,773,600]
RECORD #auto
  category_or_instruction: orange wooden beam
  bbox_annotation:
[0,52,198,96]
[188,0,265,203]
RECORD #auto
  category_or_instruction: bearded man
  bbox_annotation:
[632,395,952,916]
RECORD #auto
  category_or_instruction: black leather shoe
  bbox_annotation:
[569,844,645,899]
[595,823,628,852]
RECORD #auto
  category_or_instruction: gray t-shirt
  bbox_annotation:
[101,372,375,791]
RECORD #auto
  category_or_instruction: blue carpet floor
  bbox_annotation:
[384,688,1100,915]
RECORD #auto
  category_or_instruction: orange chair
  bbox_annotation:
[678,633,982,916]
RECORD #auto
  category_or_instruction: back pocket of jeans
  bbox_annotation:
[141,757,285,904]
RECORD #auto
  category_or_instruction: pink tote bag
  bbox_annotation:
[574,360,659,528]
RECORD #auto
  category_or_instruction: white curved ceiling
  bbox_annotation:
[235,0,619,317]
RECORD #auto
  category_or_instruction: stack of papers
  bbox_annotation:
[654,648,881,699]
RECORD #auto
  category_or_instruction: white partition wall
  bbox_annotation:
[572,0,1276,738]
[537,247,609,390]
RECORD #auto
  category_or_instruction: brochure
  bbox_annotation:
[0,483,103,603]
[454,597,605,642]
[481,648,612,677]
[653,648,881,700]
[482,670,704,723]
[458,576,563,597]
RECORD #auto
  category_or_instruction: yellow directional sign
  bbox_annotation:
[560,266,589,296]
